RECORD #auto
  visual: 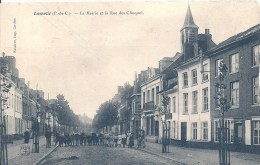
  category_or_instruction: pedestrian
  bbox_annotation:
[129,133,134,148]
[114,134,118,147]
[45,129,51,148]
[126,132,130,148]
[117,134,122,147]
[24,129,30,144]
[121,133,126,148]
[137,133,141,148]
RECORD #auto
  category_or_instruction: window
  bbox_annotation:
[215,86,221,109]
[230,53,239,73]
[151,116,155,136]
[14,95,16,112]
[142,92,145,106]
[215,121,220,141]
[146,117,150,135]
[215,59,223,77]
[172,97,176,113]
[132,102,135,114]
[147,90,150,102]
[192,122,197,140]
[202,64,209,81]
[172,121,177,139]
[183,72,188,87]
[203,88,209,111]
[183,93,188,113]
[253,121,260,145]
[253,45,260,66]
[151,88,155,101]
[192,69,197,85]
[253,76,260,104]
[202,122,208,140]
[156,86,159,105]
[225,120,234,143]
[231,81,239,106]
[215,120,234,143]
[168,97,171,113]
[192,91,198,113]
[12,94,13,108]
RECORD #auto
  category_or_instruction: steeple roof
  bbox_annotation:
[181,5,198,30]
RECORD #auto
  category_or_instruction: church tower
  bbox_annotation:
[181,5,199,60]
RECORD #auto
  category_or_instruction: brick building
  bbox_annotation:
[208,24,260,152]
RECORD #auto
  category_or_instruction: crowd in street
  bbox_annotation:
[48,131,146,149]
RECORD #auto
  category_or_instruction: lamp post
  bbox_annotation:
[34,112,40,153]
[46,112,51,148]
[33,93,41,153]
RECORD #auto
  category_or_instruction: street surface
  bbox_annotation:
[141,142,260,165]
[41,145,181,165]
[8,137,56,165]
[5,138,260,165]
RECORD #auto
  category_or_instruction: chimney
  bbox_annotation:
[205,28,210,35]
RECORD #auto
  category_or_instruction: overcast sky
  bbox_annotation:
[0,1,259,118]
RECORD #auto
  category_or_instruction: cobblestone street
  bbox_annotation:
[41,145,181,165]
[8,137,57,165]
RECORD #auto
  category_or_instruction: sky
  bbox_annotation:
[0,1,259,118]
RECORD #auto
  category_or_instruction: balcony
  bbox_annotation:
[142,101,155,110]
[165,113,172,120]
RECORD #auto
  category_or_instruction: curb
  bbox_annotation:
[134,147,187,165]
[33,145,59,165]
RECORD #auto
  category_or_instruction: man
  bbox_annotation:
[24,129,30,144]
[45,129,51,148]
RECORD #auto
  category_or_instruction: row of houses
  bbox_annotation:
[0,55,58,139]
[113,6,260,152]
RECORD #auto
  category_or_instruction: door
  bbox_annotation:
[181,122,187,146]
[234,122,243,151]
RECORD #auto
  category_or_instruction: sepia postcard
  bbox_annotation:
[0,0,259,165]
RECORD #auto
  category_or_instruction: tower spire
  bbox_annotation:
[181,5,198,31]
[180,5,199,60]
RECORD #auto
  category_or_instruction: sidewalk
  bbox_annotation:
[138,141,260,165]
[8,136,57,165]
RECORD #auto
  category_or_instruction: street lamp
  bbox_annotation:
[45,112,52,148]
[33,101,41,153]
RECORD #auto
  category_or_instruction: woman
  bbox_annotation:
[121,133,126,148]
[129,133,134,148]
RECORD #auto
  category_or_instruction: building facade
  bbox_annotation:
[140,68,160,142]
[208,24,260,152]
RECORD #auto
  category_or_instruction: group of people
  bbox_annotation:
[55,132,102,147]
[102,131,145,149]
[23,129,146,149]
[103,132,134,148]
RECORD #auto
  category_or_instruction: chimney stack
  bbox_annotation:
[205,28,210,35]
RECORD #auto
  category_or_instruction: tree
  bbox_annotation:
[52,94,81,128]
[92,100,119,132]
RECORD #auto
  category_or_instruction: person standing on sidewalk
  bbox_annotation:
[45,129,51,148]
[24,129,30,144]
[129,133,134,148]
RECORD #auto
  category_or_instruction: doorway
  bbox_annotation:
[181,122,187,146]
[234,122,243,151]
